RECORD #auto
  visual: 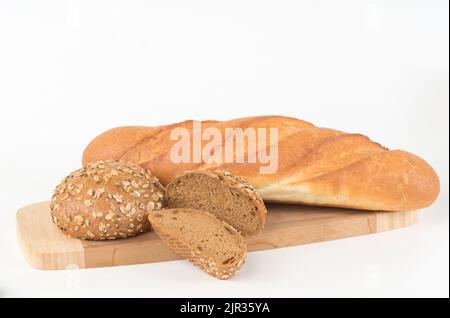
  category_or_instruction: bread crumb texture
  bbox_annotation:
[149,208,247,279]
[166,170,267,236]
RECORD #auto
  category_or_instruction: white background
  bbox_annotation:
[0,0,448,297]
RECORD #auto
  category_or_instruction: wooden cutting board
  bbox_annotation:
[16,202,417,270]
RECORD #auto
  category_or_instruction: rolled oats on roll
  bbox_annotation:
[50,160,165,240]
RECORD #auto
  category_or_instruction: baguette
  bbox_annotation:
[148,208,247,279]
[83,116,440,211]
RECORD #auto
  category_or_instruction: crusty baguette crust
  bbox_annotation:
[148,209,247,280]
[83,116,440,211]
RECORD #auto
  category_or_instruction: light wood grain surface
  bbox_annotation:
[16,202,418,270]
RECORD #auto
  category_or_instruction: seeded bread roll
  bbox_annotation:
[50,160,165,240]
[165,170,266,236]
[148,208,247,280]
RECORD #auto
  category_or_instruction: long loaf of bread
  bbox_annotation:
[82,116,439,211]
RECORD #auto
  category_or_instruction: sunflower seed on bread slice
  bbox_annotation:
[148,208,247,280]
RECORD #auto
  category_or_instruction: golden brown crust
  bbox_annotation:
[148,208,247,280]
[50,160,165,240]
[82,116,440,211]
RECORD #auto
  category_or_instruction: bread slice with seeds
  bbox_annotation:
[148,208,247,280]
[165,170,266,236]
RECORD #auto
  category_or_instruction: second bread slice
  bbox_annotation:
[148,208,247,280]
[166,170,266,235]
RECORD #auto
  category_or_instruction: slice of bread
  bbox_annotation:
[148,208,247,280]
[165,170,266,236]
